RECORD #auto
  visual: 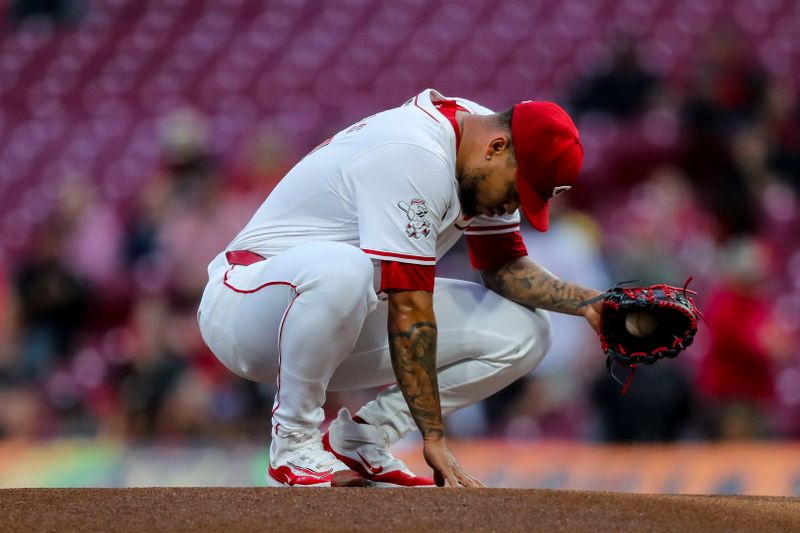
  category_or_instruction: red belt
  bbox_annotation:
[226,250,265,266]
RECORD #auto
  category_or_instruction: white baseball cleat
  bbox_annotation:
[267,430,364,487]
[322,408,435,488]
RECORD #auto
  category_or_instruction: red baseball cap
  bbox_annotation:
[511,101,583,232]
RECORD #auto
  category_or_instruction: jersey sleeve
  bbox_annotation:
[464,211,528,271]
[380,260,435,292]
[347,143,451,268]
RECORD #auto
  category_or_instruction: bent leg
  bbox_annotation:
[328,278,551,444]
[198,242,378,437]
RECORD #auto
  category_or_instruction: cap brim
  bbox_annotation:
[517,173,550,232]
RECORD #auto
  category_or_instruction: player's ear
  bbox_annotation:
[489,137,508,157]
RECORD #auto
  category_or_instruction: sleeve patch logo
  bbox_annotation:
[397,199,431,239]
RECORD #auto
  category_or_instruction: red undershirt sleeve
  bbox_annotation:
[466,230,528,271]
[380,261,436,292]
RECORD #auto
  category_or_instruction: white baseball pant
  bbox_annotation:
[197,242,551,444]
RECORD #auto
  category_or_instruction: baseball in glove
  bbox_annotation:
[583,279,701,394]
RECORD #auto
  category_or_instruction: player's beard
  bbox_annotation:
[457,168,487,217]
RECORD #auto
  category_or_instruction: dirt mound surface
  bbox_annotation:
[1,487,798,532]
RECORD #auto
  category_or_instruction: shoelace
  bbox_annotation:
[337,417,411,471]
[357,442,409,471]
[292,449,340,470]
[279,432,342,470]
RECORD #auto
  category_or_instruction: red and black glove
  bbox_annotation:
[584,280,701,393]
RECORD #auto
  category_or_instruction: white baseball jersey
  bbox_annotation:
[225,88,525,286]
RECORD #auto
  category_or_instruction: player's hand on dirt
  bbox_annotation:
[423,437,486,488]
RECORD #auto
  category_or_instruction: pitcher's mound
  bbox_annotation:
[1,487,798,532]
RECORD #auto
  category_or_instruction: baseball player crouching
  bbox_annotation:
[197,89,603,488]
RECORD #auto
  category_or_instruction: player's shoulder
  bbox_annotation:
[345,139,449,172]
[447,96,494,116]
[382,89,494,141]
[335,89,492,158]
[335,111,442,163]
[399,88,494,119]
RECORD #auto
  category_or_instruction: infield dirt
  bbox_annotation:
[1,487,798,532]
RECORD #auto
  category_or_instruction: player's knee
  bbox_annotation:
[325,244,373,287]
[307,243,376,310]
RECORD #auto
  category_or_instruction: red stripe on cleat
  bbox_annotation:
[322,432,434,488]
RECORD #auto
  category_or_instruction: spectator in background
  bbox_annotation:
[680,100,759,236]
[123,179,171,292]
[128,109,260,304]
[590,363,693,443]
[56,177,124,292]
[691,27,768,130]
[157,154,231,304]
[601,166,716,283]
[14,221,90,380]
[697,237,779,439]
[0,265,43,439]
[116,296,186,440]
[229,124,297,199]
[49,175,133,331]
[0,262,13,358]
[761,83,800,185]
[156,108,219,209]
[680,28,768,236]
[571,35,658,120]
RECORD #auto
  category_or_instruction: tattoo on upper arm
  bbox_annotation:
[388,321,443,439]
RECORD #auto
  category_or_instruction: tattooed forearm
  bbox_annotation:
[481,257,599,316]
[388,320,443,439]
[386,290,444,441]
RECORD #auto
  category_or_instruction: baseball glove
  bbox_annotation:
[584,280,701,394]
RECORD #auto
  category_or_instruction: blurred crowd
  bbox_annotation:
[1,16,799,444]
[0,107,293,443]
